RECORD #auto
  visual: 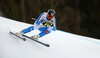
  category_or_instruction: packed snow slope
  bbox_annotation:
[0,17,100,58]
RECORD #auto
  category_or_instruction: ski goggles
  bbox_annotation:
[47,13,54,19]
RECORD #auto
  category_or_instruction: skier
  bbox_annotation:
[16,9,56,40]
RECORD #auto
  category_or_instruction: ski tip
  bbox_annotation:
[46,44,50,47]
[23,38,26,41]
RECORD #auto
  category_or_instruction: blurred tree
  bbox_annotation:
[21,0,26,22]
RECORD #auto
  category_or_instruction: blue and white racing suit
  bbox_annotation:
[22,12,56,37]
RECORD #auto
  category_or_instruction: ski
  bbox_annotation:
[22,34,50,47]
[10,31,26,41]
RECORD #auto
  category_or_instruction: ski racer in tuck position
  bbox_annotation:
[16,9,56,40]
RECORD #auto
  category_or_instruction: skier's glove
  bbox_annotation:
[43,22,50,27]
[49,21,53,27]
[43,21,53,27]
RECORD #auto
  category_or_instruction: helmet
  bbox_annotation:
[47,9,56,19]
[48,9,56,16]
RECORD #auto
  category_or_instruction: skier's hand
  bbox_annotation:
[43,22,49,27]
[49,21,53,27]
[43,21,53,27]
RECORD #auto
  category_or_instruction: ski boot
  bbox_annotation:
[15,31,24,36]
[31,34,40,40]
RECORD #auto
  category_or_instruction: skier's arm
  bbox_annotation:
[52,17,56,31]
[35,12,44,25]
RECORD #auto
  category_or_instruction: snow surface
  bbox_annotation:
[0,16,100,58]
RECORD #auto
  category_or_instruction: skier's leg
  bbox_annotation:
[39,30,50,37]
[38,27,51,37]
[16,26,34,36]
[31,27,51,40]
[22,26,34,34]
